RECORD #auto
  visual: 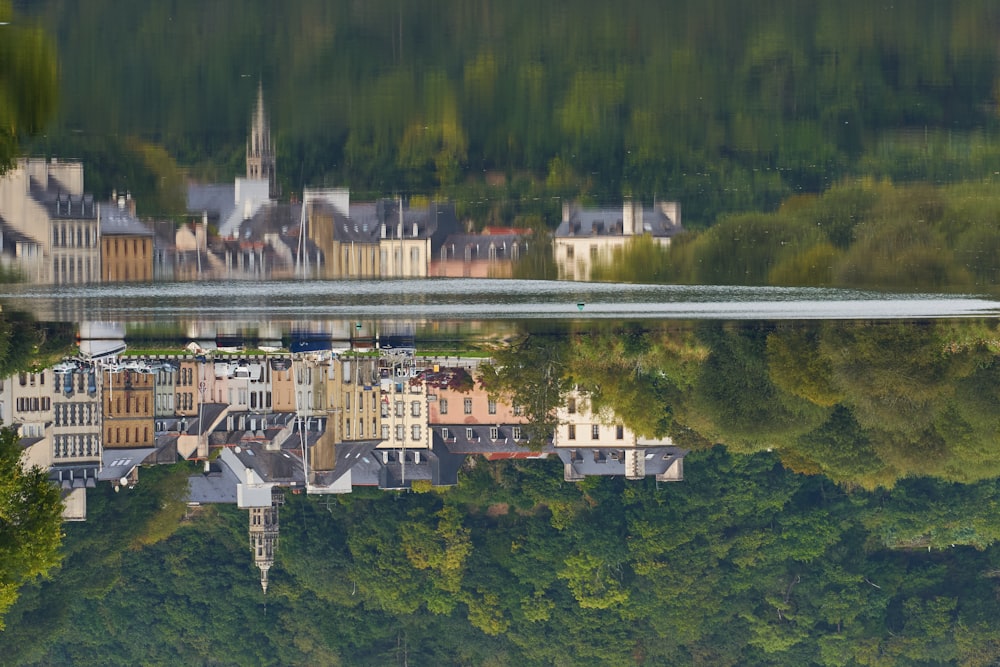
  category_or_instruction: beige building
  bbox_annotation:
[2,370,55,468]
[379,359,430,450]
[303,189,381,279]
[553,200,682,281]
[430,229,529,278]
[0,158,100,284]
[553,388,683,481]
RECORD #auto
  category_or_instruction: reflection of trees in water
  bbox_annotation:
[585,181,1000,292]
[0,0,57,174]
[23,0,1000,222]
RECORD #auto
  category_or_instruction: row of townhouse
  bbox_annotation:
[5,348,686,592]
[0,158,155,283]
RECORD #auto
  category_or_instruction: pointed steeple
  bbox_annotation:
[247,81,277,199]
[248,495,280,594]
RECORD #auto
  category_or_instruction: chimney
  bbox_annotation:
[623,199,635,236]
[562,201,570,223]
[381,223,387,239]
[660,201,681,228]
[397,198,403,238]
[412,223,418,238]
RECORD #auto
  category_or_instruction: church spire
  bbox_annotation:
[247,81,277,199]
[248,490,282,594]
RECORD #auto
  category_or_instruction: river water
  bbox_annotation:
[3,279,999,326]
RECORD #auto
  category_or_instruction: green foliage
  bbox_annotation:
[0,425,63,630]
[19,0,1000,225]
[592,179,1000,292]
[480,334,572,449]
[5,447,1000,664]
[0,0,57,175]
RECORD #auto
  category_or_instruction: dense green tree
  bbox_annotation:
[0,425,63,630]
[479,333,572,449]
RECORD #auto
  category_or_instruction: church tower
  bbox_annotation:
[248,489,283,593]
[247,81,277,199]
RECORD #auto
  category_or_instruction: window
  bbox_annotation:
[411,425,421,441]
[512,426,522,440]
[513,404,522,416]
[488,400,497,415]
[345,393,351,410]
[466,427,475,440]
[568,397,576,414]
[346,420,352,438]
[568,424,576,440]
[464,398,473,414]
[442,427,450,440]
[440,399,448,414]
[411,401,421,417]
[616,425,624,440]
[591,424,600,440]
[566,245,574,259]
[395,401,404,417]
[490,426,499,440]
[381,424,390,440]
[395,425,405,441]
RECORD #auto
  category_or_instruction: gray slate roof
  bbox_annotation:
[101,202,155,236]
[437,233,528,261]
[98,446,157,481]
[555,203,681,239]
[187,459,241,504]
[557,445,687,480]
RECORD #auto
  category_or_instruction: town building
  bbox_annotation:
[0,158,99,284]
[431,227,530,278]
[100,194,155,282]
[553,388,685,482]
[553,199,682,281]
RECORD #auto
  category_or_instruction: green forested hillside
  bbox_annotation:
[17,0,1000,223]
[4,455,1000,666]
[483,319,1000,492]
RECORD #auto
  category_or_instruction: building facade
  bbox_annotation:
[553,200,682,281]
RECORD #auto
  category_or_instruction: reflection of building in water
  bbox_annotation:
[100,194,154,282]
[553,199,682,281]
[247,82,277,200]
[304,193,461,279]
[183,84,303,277]
[0,158,99,284]
[431,227,530,278]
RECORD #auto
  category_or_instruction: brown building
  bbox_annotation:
[100,196,155,282]
[103,369,155,449]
